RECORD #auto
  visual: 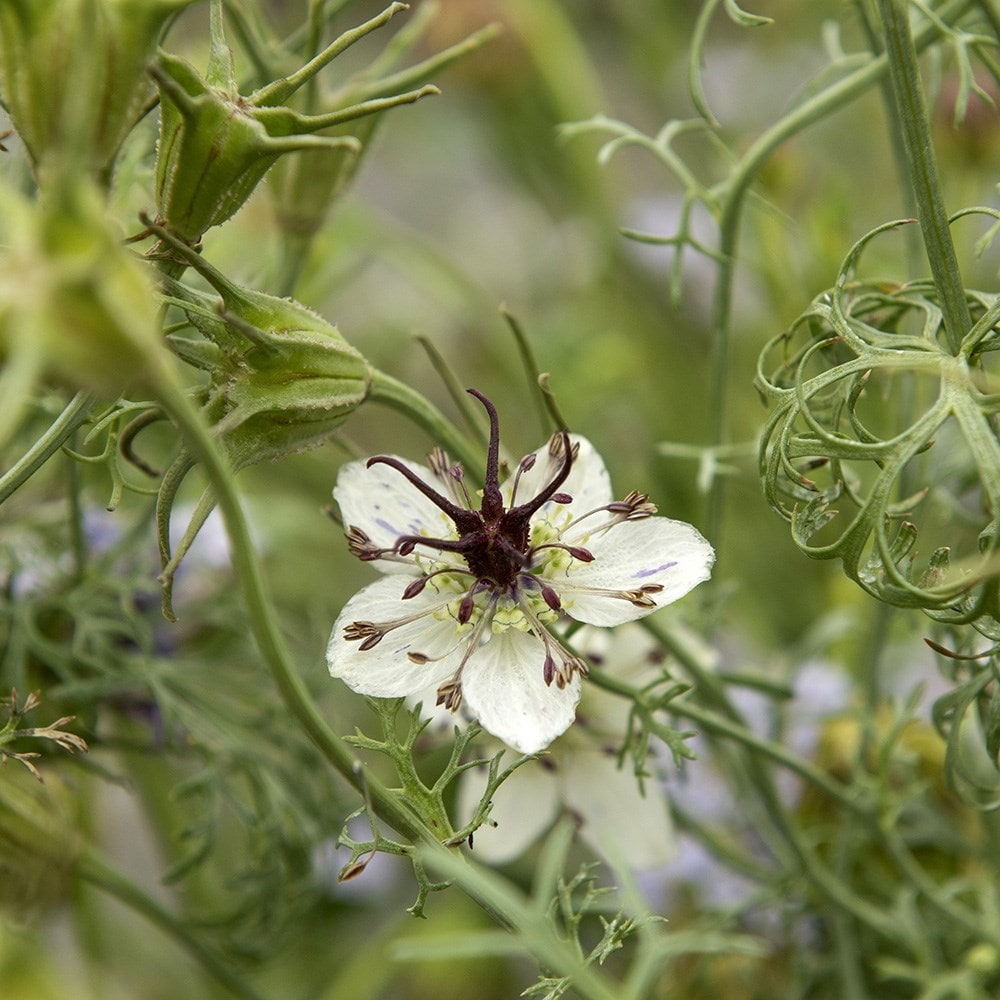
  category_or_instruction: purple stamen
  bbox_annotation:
[458,593,475,624]
[367,455,480,534]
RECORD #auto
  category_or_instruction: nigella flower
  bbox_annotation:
[326,390,714,754]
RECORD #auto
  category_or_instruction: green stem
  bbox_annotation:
[0,391,95,505]
[980,0,1000,37]
[65,428,87,582]
[851,0,925,274]
[411,333,487,447]
[252,3,408,107]
[421,847,628,1000]
[878,0,971,353]
[153,374,430,844]
[634,622,904,941]
[78,850,268,1000]
[881,824,1000,949]
[589,659,873,815]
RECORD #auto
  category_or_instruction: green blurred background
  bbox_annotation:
[2,1,999,997]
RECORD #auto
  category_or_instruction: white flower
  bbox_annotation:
[327,390,714,754]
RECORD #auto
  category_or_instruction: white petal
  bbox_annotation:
[561,750,677,870]
[334,456,459,569]
[558,517,715,626]
[502,435,612,516]
[456,757,560,863]
[327,576,461,697]
[461,628,582,754]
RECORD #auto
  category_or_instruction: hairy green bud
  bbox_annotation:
[140,220,371,617]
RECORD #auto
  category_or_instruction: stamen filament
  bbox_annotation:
[516,597,589,689]
[508,431,574,521]
[436,593,499,710]
[507,452,537,507]
[402,566,474,599]
[555,581,666,608]
[343,591,460,646]
[532,541,595,562]
[558,494,657,539]
[427,447,469,507]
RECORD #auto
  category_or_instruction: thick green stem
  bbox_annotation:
[878,0,971,353]
[421,847,628,1000]
[151,372,621,997]
[153,374,430,844]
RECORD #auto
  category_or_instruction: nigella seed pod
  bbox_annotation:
[756,218,1000,636]
[150,49,357,246]
[150,1,439,247]
[148,217,370,451]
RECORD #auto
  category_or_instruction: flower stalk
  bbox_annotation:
[148,368,628,997]
[0,391,94,505]
[877,0,971,354]
[151,370,430,844]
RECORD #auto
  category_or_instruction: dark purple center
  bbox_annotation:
[368,390,574,593]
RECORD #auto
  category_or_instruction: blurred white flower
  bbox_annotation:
[455,625,678,871]
[327,390,714,754]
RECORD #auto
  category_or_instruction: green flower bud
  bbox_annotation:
[151,1,437,244]
[0,0,198,186]
[151,219,370,464]
[141,220,371,617]
[0,182,171,432]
